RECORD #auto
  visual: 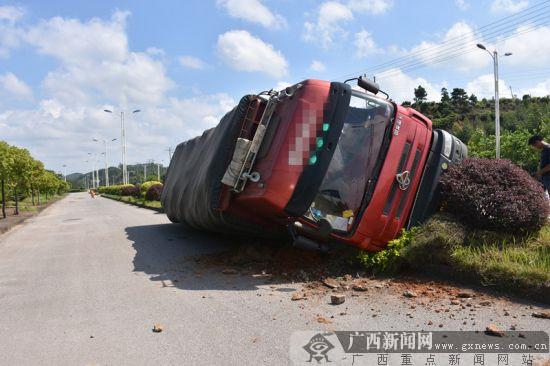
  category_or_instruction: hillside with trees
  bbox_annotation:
[68,162,168,190]
[404,87,549,173]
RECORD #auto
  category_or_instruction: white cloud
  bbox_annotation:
[517,78,550,97]
[309,60,326,72]
[376,68,442,103]
[348,0,393,14]
[178,55,206,69]
[0,11,238,172]
[274,81,292,91]
[0,72,32,98]
[410,22,490,72]
[465,74,507,99]
[490,0,529,13]
[455,0,470,10]
[354,30,382,58]
[303,1,353,49]
[25,11,129,65]
[0,6,24,57]
[303,0,392,49]
[217,0,286,28]
[0,5,24,23]
[501,25,550,67]
[216,30,288,78]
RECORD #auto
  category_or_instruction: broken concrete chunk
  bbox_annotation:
[322,278,339,289]
[403,290,418,298]
[331,294,346,305]
[485,324,505,337]
[352,284,368,292]
[152,324,163,333]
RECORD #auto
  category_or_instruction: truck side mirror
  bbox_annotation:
[358,76,379,95]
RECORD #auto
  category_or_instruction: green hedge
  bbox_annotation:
[97,184,134,196]
[140,181,162,196]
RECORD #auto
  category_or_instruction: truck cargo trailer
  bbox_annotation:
[161,77,467,252]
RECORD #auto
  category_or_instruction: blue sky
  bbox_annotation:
[0,0,549,173]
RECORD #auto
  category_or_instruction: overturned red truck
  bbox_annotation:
[161,77,467,251]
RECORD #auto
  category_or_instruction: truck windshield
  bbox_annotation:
[304,91,394,232]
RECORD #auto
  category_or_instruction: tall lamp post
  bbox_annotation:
[103,108,141,185]
[476,43,512,159]
[62,165,67,182]
[84,160,90,190]
[93,138,117,187]
[87,152,100,188]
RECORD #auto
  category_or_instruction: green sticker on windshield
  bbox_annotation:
[316,137,324,148]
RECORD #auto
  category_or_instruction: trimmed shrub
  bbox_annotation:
[439,158,549,233]
[97,184,133,196]
[120,184,140,197]
[145,183,163,201]
[140,180,162,196]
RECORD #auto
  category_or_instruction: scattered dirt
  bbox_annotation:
[185,241,548,320]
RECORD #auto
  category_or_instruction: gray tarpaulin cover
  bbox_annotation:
[161,95,266,234]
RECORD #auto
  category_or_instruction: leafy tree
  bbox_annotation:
[0,141,13,219]
[414,85,427,104]
[440,88,450,103]
[468,129,539,172]
[450,88,469,112]
[8,146,34,215]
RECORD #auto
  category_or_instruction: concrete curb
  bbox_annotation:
[0,194,67,237]
[100,194,164,213]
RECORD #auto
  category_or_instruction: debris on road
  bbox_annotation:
[323,278,339,289]
[152,324,163,333]
[331,294,346,305]
[532,312,550,319]
[291,292,306,301]
[457,291,474,298]
[316,315,333,324]
[352,283,368,292]
[485,324,505,337]
[403,290,418,298]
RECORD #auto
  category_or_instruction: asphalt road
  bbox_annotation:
[0,193,548,366]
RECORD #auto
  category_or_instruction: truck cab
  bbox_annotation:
[163,78,466,251]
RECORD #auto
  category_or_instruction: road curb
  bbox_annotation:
[100,194,164,213]
[0,194,67,238]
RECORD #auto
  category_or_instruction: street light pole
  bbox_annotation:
[104,108,141,185]
[476,43,512,159]
[62,165,67,182]
[93,138,117,187]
